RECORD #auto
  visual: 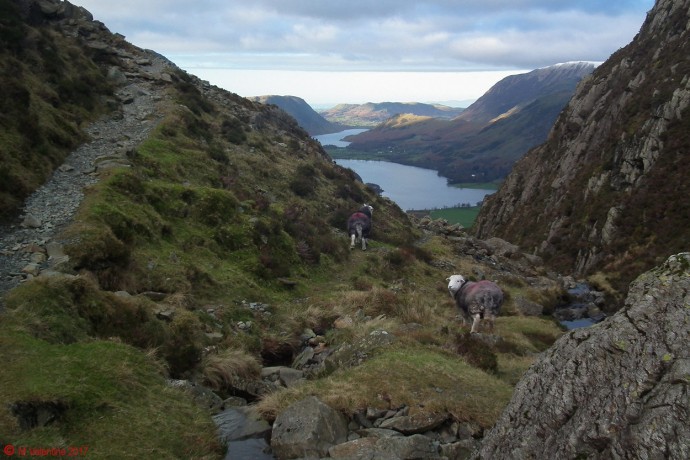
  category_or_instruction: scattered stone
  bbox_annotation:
[261,366,305,388]
[378,412,448,435]
[323,330,396,374]
[21,263,41,276]
[329,433,440,459]
[205,332,224,342]
[513,296,544,316]
[30,253,47,264]
[223,396,248,407]
[167,379,223,414]
[21,215,42,228]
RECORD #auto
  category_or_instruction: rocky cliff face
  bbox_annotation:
[477,252,690,459]
[475,0,690,296]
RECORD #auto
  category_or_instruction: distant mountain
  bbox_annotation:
[456,62,597,125]
[345,63,596,184]
[249,95,344,135]
[319,102,465,127]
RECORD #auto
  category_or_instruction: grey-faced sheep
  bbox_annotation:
[347,204,373,250]
[447,274,503,333]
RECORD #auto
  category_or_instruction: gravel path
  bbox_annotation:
[0,53,171,301]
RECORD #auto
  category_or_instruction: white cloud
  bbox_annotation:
[71,0,654,102]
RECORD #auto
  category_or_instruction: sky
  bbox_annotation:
[74,0,655,107]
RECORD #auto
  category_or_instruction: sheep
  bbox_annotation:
[447,274,503,333]
[347,204,373,250]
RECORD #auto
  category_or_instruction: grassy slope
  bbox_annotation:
[0,0,113,220]
[0,12,567,457]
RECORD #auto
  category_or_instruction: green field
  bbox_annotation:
[429,206,481,228]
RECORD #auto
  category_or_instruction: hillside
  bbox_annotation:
[320,101,465,127]
[0,1,572,457]
[0,0,113,220]
[248,95,345,136]
[475,0,690,297]
[345,63,595,184]
[3,1,686,459]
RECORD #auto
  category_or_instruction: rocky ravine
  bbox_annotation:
[215,253,689,459]
[476,252,690,459]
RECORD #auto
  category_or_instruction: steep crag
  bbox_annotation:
[475,0,690,296]
[477,252,690,459]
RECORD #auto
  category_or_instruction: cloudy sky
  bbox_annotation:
[74,0,654,107]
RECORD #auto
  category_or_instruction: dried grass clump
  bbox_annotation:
[202,349,262,391]
[453,331,498,373]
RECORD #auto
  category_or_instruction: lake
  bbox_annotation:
[315,128,369,147]
[314,130,495,211]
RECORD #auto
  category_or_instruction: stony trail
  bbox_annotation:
[0,53,171,302]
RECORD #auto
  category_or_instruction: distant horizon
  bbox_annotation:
[182,67,529,108]
[73,1,652,109]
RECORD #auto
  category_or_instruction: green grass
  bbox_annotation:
[324,146,395,161]
[430,206,481,228]
[450,182,501,190]
[0,329,221,458]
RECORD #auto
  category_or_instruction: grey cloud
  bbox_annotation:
[74,0,653,71]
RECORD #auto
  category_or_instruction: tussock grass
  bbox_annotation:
[4,276,169,348]
[202,349,262,392]
[255,345,513,428]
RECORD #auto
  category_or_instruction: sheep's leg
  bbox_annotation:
[350,234,356,249]
[362,237,367,250]
[470,314,482,334]
[486,314,496,332]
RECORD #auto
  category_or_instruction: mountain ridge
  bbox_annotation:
[344,62,596,184]
[248,94,345,135]
[319,101,465,127]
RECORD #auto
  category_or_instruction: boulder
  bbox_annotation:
[477,253,690,459]
[260,366,305,388]
[167,379,223,414]
[329,434,440,459]
[378,412,448,435]
[512,296,544,316]
[271,396,348,459]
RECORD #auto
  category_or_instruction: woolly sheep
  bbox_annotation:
[347,204,373,250]
[447,274,503,333]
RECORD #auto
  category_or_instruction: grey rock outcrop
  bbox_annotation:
[271,396,348,459]
[329,434,440,459]
[476,252,690,459]
[475,0,690,294]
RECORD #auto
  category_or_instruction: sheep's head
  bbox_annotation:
[446,275,466,297]
[363,204,373,215]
